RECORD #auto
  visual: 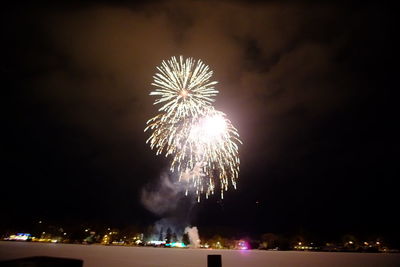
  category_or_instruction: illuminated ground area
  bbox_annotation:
[1,241,399,267]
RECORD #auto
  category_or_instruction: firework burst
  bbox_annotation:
[150,56,218,119]
[145,56,241,200]
[176,108,241,200]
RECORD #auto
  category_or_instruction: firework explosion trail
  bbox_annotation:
[145,56,242,201]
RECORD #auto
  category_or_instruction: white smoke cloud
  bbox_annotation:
[141,172,197,242]
[184,226,200,248]
[140,172,186,216]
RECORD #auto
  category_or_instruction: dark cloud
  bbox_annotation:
[17,2,371,150]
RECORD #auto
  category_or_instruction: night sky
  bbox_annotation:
[1,1,397,244]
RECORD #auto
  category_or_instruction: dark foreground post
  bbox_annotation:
[208,254,222,267]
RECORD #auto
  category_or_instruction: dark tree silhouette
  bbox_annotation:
[158,227,164,241]
[182,233,189,245]
[165,227,172,243]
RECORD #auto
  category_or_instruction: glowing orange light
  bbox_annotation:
[180,89,188,98]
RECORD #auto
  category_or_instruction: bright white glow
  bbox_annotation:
[148,240,166,245]
[8,233,31,241]
[190,114,227,143]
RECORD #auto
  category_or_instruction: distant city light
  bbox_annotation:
[165,242,186,248]
[148,240,166,246]
[237,241,249,250]
[6,233,31,241]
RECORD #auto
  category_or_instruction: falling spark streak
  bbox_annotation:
[145,56,241,200]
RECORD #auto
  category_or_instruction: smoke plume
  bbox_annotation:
[140,172,187,216]
[184,226,200,248]
[141,172,197,242]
